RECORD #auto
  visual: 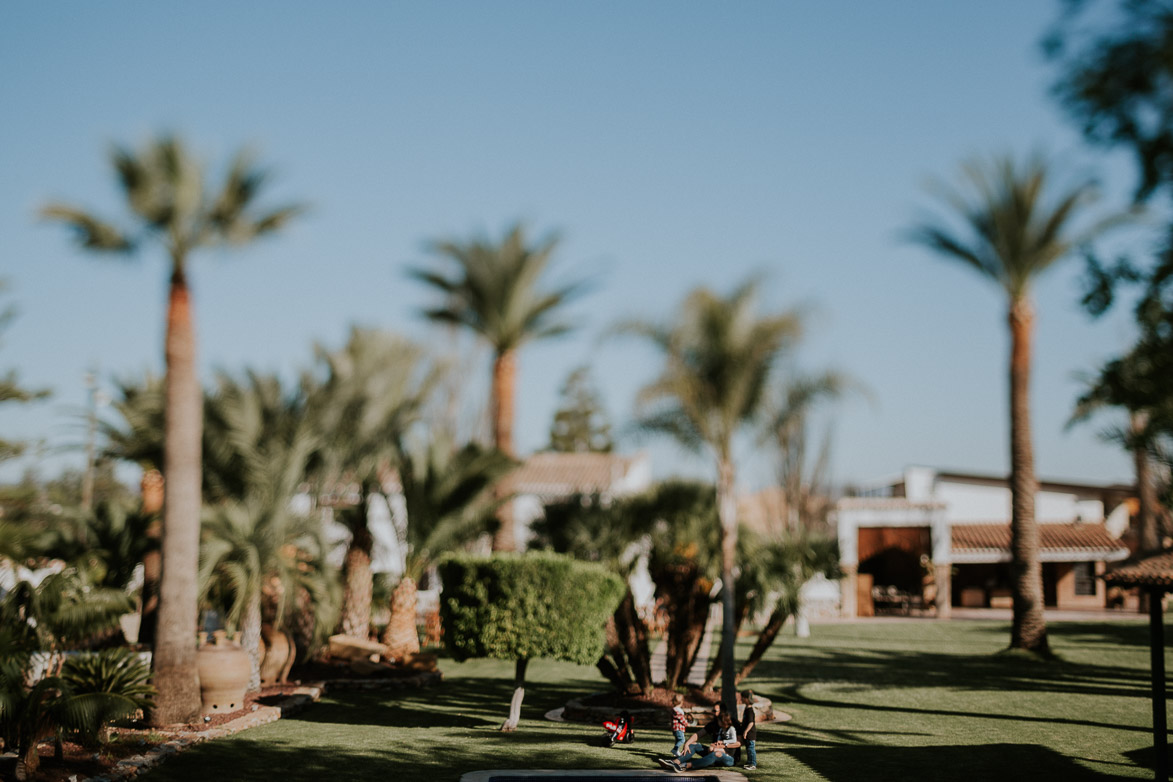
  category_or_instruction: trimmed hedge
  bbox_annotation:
[438,552,625,666]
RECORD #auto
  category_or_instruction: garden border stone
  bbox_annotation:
[77,671,443,782]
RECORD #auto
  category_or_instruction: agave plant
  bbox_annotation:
[58,649,155,747]
[0,657,70,779]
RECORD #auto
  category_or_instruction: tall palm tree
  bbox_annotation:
[42,136,303,724]
[908,153,1125,653]
[408,223,584,551]
[306,327,438,639]
[616,278,802,711]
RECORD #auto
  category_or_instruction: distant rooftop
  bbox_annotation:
[500,451,647,499]
[952,522,1128,556]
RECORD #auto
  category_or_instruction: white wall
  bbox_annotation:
[934,477,1105,525]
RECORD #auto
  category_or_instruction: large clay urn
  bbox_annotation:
[197,630,250,714]
[259,624,294,685]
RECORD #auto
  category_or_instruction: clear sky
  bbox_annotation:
[0,1,1154,490]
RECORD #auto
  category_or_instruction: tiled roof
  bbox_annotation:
[500,452,640,498]
[837,498,946,510]
[952,522,1128,556]
[1103,550,1173,588]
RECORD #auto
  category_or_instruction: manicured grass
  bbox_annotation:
[140,618,1164,781]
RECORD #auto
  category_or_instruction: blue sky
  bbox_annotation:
[0,1,1153,489]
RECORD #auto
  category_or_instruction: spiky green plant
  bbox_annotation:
[0,657,70,777]
[59,649,155,747]
[0,570,134,655]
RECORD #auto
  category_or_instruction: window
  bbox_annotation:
[1073,562,1096,596]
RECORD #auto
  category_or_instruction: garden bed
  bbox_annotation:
[561,687,778,727]
[8,683,321,782]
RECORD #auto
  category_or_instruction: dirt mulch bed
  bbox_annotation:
[577,686,720,711]
[562,686,722,728]
[13,684,310,782]
[289,660,434,681]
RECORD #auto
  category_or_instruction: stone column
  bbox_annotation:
[840,563,858,618]
[934,563,952,619]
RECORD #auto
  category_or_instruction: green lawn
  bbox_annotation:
[140,618,1165,781]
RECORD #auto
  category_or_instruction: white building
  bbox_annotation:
[835,466,1132,617]
[501,450,653,548]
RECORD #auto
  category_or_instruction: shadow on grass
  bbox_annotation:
[749,642,1151,702]
[138,729,679,782]
[788,742,1134,781]
[285,675,600,730]
[773,681,1157,735]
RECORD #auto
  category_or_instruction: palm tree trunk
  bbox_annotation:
[660,564,709,690]
[1007,298,1048,654]
[703,598,750,691]
[1133,412,1161,553]
[340,523,373,639]
[491,349,517,552]
[291,585,316,660]
[242,590,263,693]
[491,349,517,456]
[598,614,635,692]
[736,603,790,684]
[150,265,203,726]
[716,454,739,709]
[383,575,420,659]
[615,590,653,692]
[138,468,164,646]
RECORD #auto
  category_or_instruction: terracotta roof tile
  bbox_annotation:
[952,522,1128,555]
[1103,550,1173,587]
[500,452,640,498]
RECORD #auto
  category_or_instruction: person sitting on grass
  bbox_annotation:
[674,700,721,758]
[658,711,739,773]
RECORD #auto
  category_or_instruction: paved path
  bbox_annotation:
[649,604,720,685]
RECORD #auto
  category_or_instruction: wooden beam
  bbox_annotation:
[1151,586,1167,782]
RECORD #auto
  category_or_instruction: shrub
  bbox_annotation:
[439,552,624,665]
[438,552,625,730]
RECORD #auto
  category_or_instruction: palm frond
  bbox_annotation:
[39,206,133,253]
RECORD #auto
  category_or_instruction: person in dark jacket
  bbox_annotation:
[736,689,758,769]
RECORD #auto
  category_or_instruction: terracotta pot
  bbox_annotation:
[197,635,249,714]
[259,624,293,685]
